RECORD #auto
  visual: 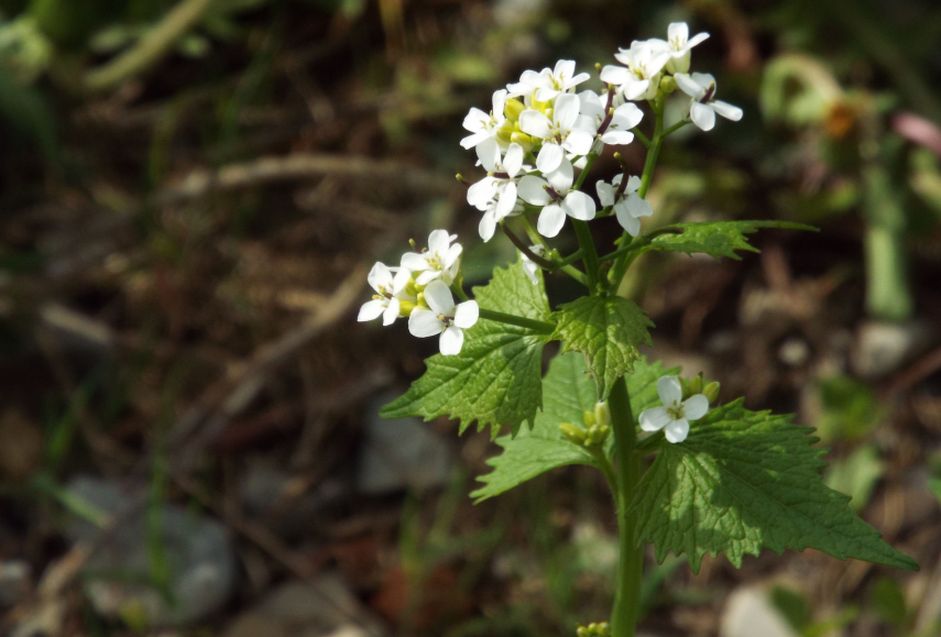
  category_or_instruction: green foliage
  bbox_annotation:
[825,444,885,511]
[553,296,653,399]
[630,400,917,573]
[815,374,883,443]
[381,261,551,436]
[472,353,673,502]
[647,221,816,260]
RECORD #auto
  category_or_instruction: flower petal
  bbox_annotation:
[400,252,428,272]
[358,299,386,322]
[682,394,710,420]
[615,206,641,236]
[537,204,566,238]
[503,143,524,176]
[536,143,564,175]
[673,72,703,99]
[462,107,489,133]
[495,181,518,219]
[563,129,595,156]
[476,137,501,172]
[478,210,497,242]
[639,407,670,432]
[599,64,630,86]
[366,262,393,292]
[657,375,683,405]
[519,110,552,139]
[562,191,597,221]
[439,325,464,356]
[408,308,443,338]
[546,158,574,192]
[454,300,479,329]
[668,22,689,45]
[625,193,653,218]
[467,176,496,211]
[601,130,634,146]
[423,280,455,315]
[518,175,551,206]
[686,32,710,48]
[711,100,743,122]
[596,180,615,207]
[612,102,644,129]
[554,93,580,130]
[382,297,400,326]
[664,419,690,443]
[690,101,716,131]
[427,229,451,255]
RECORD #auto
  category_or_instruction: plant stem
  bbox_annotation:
[571,153,603,292]
[505,222,590,287]
[477,308,555,334]
[608,376,642,637]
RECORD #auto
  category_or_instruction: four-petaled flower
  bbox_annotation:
[639,376,710,444]
[467,139,526,242]
[408,280,480,356]
[519,158,597,238]
[674,72,743,132]
[650,22,709,74]
[357,262,411,326]
[460,89,508,150]
[507,59,591,102]
[519,93,597,174]
[596,174,653,236]
[578,91,645,147]
[600,41,670,101]
[400,229,464,286]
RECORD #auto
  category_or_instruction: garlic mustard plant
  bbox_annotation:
[361,22,917,636]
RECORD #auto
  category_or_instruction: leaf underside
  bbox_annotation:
[380,260,551,436]
[630,399,918,573]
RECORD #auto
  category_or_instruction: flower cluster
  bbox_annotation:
[460,22,741,246]
[358,230,478,356]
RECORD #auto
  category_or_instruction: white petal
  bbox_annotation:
[622,78,650,101]
[491,89,507,116]
[612,102,644,129]
[615,207,640,236]
[596,180,615,207]
[562,191,596,221]
[367,262,394,292]
[625,193,653,218]
[563,129,595,156]
[578,89,605,119]
[690,72,716,88]
[690,101,716,131]
[570,71,590,87]
[358,299,386,322]
[400,252,428,272]
[686,32,710,48]
[546,158,574,193]
[599,65,630,86]
[423,279,455,315]
[657,376,683,405]
[478,211,497,242]
[476,137,501,172]
[408,308,443,338]
[444,242,463,268]
[382,297,400,326]
[495,182,518,219]
[439,326,464,356]
[639,407,671,432]
[554,93,580,130]
[519,110,552,139]
[673,73,703,99]
[415,270,439,286]
[554,59,575,79]
[454,300,479,329]
[391,268,411,293]
[668,22,689,45]
[427,229,451,255]
[536,143,564,175]
[601,130,635,146]
[625,175,642,194]
[460,129,490,150]
[682,394,710,420]
[535,86,561,102]
[711,100,743,122]
[537,204,566,238]
[503,143,524,176]
[467,176,496,210]
[664,419,690,443]
[518,176,551,206]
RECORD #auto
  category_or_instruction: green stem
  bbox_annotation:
[477,308,554,334]
[514,219,591,287]
[608,376,642,637]
[571,153,603,292]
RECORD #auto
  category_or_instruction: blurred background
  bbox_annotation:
[2,0,941,635]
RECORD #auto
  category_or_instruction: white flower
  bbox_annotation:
[520,245,546,284]
[519,93,597,174]
[596,174,652,236]
[648,22,709,74]
[460,89,508,150]
[577,91,644,147]
[639,376,710,444]
[400,229,463,286]
[408,280,479,356]
[674,72,743,132]
[358,262,410,326]
[600,40,671,101]
[467,139,526,242]
[507,59,591,102]
[518,158,597,238]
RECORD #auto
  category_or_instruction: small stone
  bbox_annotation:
[721,586,798,637]
[356,393,452,495]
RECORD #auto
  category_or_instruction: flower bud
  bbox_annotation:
[682,373,703,398]
[560,422,587,445]
[586,423,610,446]
[503,97,525,121]
[703,380,720,404]
[593,401,611,429]
[582,409,596,428]
[659,75,677,94]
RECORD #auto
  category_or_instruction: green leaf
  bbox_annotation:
[553,296,653,399]
[380,261,551,436]
[472,352,674,502]
[631,400,917,573]
[648,221,816,260]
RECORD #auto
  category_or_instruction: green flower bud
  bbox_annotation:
[582,409,596,428]
[659,75,677,94]
[560,422,587,445]
[594,401,611,429]
[682,373,703,398]
[703,380,721,404]
[504,97,525,121]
